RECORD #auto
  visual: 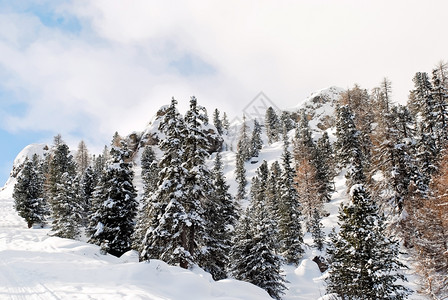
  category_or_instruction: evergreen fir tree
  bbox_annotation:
[294,110,316,164]
[45,138,83,239]
[326,184,411,300]
[310,208,325,251]
[80,165,97,224]
[213,108,223,135]
[51,173,83,239]
[266,161,282,226]
[182,96,212,269]
[265,106,280,144]
[133,145,159,253]
[88,140,138,257]
[140,98,193,268]
[237,115,251,161]
[235,143,248,200]
[315,131,335,202]
[335,105,365,189]
[230,176,287,300]
[278,131,304,264]
[13,154,48,228]
[250,119,263,158]
[201,152,238,280]
[338,85,374,166]
[222,112,230,133]
[280,111,295,133]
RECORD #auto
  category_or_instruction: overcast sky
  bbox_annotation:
[1,0,448,185]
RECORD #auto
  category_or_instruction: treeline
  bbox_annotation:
[12,62,448,299]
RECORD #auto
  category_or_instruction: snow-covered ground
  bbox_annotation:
[0,94,427,299]
[0,181,276,300]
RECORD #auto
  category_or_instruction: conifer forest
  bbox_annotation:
[8,63,448,300]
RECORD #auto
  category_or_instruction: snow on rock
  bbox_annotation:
[288,86,345,133]
[1,143,49,193]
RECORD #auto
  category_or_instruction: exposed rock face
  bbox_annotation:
[291,86,345,132]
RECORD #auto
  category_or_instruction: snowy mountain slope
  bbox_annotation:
[1,87,427,299]
[0,185,274,300]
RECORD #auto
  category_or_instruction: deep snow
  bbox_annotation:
[0,90,427,299]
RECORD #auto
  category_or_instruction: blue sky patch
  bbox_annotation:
[169,54,215,77]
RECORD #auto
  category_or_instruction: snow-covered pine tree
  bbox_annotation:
[13,154,48,228]
[88,140,137,257]
[133,145,159,253]
[293,110,316,164]
[338,85,374,167]
[51,172,83,239]
[235,142,248,200]
[278,130,304,264]
[182,96,213,270]
[80,165,97,224]
[326,184,411,300]
[310,208,325,251]
[265,106,280,144]
[315,131,335,202]
[237,115,251,161]
[250,119,263,158]
[140,145,159,195]
[221,112,230,133]
[46,138,83,239]
[213,108,223,135]
[45,137,76,201]
[140,98,193,268]
[334,104,365,189]
[200,152,239,280]
[266,161,282,226]
[280,111,295,133]
[231,175,286,300]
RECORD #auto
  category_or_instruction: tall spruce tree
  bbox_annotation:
[51,172,83,239]
[182,96,212,269]
[335,105,365,189]
[201,152,239,280]
[250,119,263,158]
[133,145,159,253]
[278,130,304,264]
[230,175,286,300]
[88,140,138,257]
[326,184,411,300]
[46,138,82,239]
[265,107,281,144]
[213,108,223,135]
[140,98,193,268]
[13,154,48,228]
[310,208,325,251]
[235,142,248,200]
[316,131,335,202]
[266,161,282,226]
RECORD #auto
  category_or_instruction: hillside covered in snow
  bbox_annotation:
[3,81,447,299]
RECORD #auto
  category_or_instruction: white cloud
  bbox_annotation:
[0,0,448,150]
